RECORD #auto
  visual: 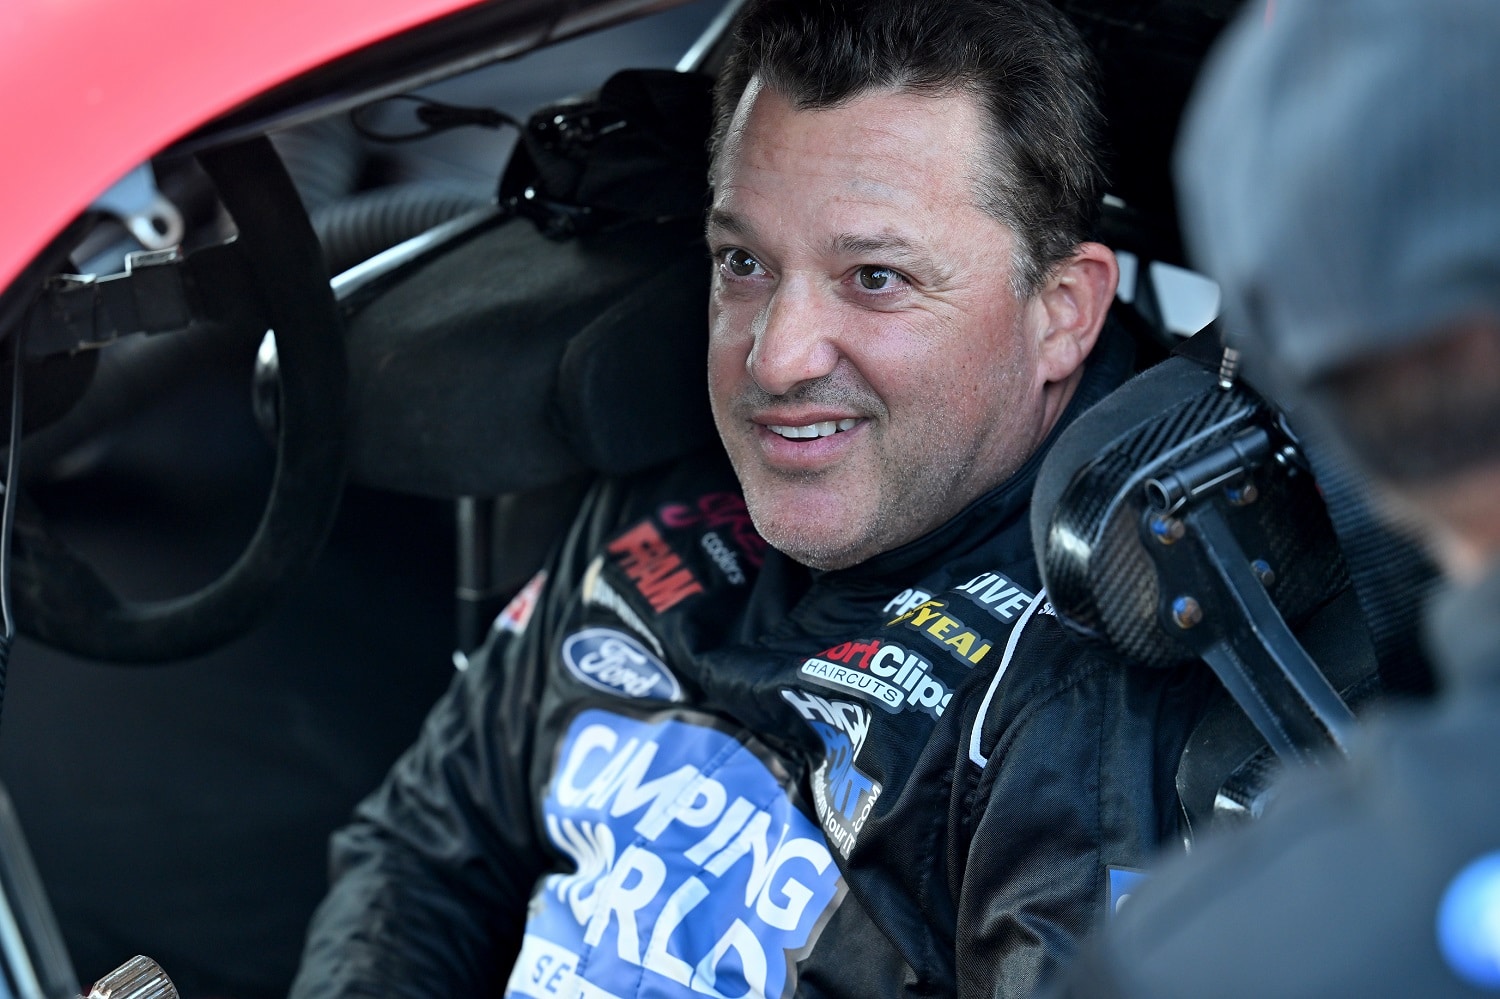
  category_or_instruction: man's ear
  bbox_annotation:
[1034,242,1119,384]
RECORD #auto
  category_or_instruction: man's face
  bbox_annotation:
[707,82,1056,570]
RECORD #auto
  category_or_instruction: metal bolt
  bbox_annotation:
[1251,559,1276,587]
[1225,481,1259,506]
[1149,514,1186,544]
[1171,595,1204,629]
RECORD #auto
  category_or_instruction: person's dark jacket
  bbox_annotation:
[290,331,1213,999]
[1051,563,1500,999]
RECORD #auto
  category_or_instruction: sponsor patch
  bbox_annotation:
[781,690,882,860]
[658,492,767,569]
[1437,850,1500,989]
[1107,866,1147,917]
[699,532,746,586]
[561,628,683,703]
[882,586,933,618]
[799,638,951,718]
[885,599,993,666]
[607,521,704,614]
[496,570,547,636]
[509,709,844,999]
[582,558,665,657]
[953,571,1035,623]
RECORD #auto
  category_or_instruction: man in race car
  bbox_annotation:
[290,1,1211,996]
[1052,0,1500,996]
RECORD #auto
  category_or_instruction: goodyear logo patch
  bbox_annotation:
[562,628,683,703]
[508,710,844,999]
[885,599,993,667]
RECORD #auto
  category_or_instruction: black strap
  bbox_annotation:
[1288,418,1439,696]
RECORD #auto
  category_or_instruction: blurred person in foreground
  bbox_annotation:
[1053,0,1500,995]
[289,1,1213,997]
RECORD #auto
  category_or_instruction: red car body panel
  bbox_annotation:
[0,0,488,290]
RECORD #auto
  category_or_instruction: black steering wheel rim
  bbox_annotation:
[8,136,347,663]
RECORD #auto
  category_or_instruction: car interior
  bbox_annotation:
[0,0,1444,995]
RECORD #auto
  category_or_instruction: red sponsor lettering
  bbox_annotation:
[816,639,882,670]
[606,521,704,613]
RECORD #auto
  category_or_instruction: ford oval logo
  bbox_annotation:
[561,628,683,702]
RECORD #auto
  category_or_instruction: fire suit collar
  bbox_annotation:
[821,319,1135,583]
[1426,560,1500,693]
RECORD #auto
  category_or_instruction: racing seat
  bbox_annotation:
[1030,330,1439,837]
[331,68,719,650]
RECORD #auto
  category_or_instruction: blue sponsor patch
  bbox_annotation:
[1437,850,1500,989]
[508,709,844,999]
[780,689,882,860]
[561,628,683,702]
[1108,866,1147,917]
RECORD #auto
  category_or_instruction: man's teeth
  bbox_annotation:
[768,419,858,439]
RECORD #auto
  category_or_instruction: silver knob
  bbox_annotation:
[84,956,177,999]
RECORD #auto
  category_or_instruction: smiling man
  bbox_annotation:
[707,79,1111,570]
[292,3,1212,998]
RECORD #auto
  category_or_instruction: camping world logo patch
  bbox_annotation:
[562,628,683,702]
[507,709,845,999]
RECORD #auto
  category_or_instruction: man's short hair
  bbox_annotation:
[710,0,1106,296]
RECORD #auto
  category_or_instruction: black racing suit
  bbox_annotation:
[290,332,1212,999]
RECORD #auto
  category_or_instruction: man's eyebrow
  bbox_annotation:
[705,208,753,240]
[830,232,923,258]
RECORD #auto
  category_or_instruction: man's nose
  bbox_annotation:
[746,285,840,396]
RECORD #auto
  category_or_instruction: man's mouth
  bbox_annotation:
[766,418,859,440]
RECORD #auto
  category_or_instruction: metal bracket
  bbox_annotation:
[23,240,267,357]
[1144,426,1356,763]
[91,163,185,251]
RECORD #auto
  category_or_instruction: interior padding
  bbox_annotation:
[343,214,713,497]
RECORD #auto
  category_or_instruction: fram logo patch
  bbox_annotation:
[886,599,993,666]
[781,690,881,860]
[799,638,951,718]
[508,710,843,999]
[561,628,683,702]
[607,520,705,614]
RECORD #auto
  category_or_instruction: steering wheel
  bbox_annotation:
[6,136,347,663]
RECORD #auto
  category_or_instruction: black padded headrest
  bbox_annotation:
[343,214,713,498]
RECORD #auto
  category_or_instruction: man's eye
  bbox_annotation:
[722,248,761,277]
[856,265,898,290]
